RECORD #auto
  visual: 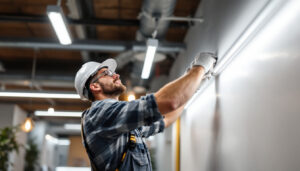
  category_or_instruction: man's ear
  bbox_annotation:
[89,83,102,92]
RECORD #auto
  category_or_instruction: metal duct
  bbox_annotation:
[115,0,179,82]
[0,38,184,53]
[137,0,178,40]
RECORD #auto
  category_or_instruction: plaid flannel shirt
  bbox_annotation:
[82,94,165,171]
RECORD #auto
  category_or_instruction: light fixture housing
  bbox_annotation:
[47,5,72,45]
[141,38,159,79]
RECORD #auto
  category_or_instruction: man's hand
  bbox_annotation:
[188,52,217,74]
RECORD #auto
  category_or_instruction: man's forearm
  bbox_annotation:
[154,66,205,114]
[163,104,186,127]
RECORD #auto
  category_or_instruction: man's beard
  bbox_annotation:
[99,79,126,96]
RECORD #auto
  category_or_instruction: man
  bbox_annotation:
[74,52,216,171]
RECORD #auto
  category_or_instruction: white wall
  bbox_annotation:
[11,106,27,171]
[168,0,300,171]
[0,104,14,127]
[155,126,174,171]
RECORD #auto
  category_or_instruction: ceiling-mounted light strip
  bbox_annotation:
[141,38,159,79]
[0,91,80,99]
[47,5,72,45]
[212,0,284,75]
[35,111,82,117]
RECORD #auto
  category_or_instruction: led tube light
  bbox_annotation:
[141,38,159,79]
[35,111,82,117]
[47,5,72,45]
[0,91,80,99]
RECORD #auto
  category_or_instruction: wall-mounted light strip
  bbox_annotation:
[35,111,82,117]
[185,0,288,110]
[141,38,159,79]
[47,5,72,45]
[212,0,284,75]
[0,91,80,99]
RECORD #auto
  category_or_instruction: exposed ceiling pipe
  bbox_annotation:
[0,14,188,28]
[0,74,74,88]
[115,51,135,69]
[0,38,185,53]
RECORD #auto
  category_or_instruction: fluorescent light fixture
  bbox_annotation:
[64,124,81,130]
[47,5,72,45]
[212,0,284,75]
[45,134,70,145]
[0,91,80,99]
[35,111,82,117]
[141,38,158,79]
[57,139,71,146]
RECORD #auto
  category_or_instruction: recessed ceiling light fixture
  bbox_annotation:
[141,38,159,79]
[47,5,72,45]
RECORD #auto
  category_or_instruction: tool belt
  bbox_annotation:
[115,133,136,171]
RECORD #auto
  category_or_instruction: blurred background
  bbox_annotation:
[0,0,300,171]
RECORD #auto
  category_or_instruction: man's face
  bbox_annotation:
[92,68,126,96]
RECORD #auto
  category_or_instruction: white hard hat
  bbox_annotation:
[74,58,117,100]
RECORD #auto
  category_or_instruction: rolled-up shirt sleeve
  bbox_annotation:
[86,94,163,138]
[138,119,165,138]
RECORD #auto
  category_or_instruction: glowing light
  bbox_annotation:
[0,91,80,99]
[48,107,55,113]
[127,94,136,101]
[141,39,158,79]
[21,117,34,133]
[45,134,70,145]
[35,111,82,117]
[47,5,72,45]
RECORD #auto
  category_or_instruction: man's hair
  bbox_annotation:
[85,76,95,102]
[84,66,108,101]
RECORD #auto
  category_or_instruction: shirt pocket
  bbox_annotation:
[131,151,148,166]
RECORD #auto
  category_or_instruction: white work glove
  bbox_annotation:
[190,52,217,73]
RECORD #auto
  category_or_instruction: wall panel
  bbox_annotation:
[174,0,300,171]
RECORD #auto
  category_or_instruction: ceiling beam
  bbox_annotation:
[0,37,185,53]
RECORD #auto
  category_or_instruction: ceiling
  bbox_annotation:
[0,0,201,115]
